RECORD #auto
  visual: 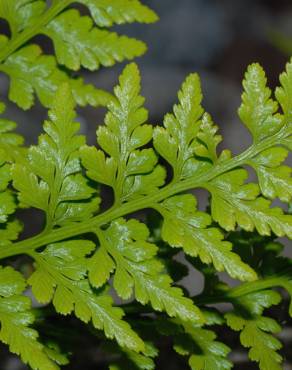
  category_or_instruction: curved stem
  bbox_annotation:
[0,126,287,261]
[195,268,292,306]
[0,0,72,62]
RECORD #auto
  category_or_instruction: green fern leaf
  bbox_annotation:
[28,240,144,352]
[44,9,146,71]
[0,153,15,222]
[156,313,231,370]
[194,113,223,163]
[0,266,60,370]
[174,325,232,370]
[250,147,292,202]
[225,290,283,370]
[156,194,257,281]
[207,168,292,237]
[0,0,46,35]
[81,63,165,204]
[276,58,292,123]
[89,218,204,324]
[77,0,158,27]
[0,107,23,246]
[12,84,98,228]
[0,44,112,109]
[153,73,209,181]
[0,108,24,161]
[238,63,284,142]
[0,0,157,110]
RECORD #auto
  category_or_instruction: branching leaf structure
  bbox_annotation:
[0,266,60,369]
[0,0,157,109]
[225,290,283,370]
[0,16,291,367]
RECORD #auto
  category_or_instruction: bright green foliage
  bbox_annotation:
[194,113,223,163]
[156,194,257,281]
[44,9,146,71]
[77,0,158,27]
[276,60,292,123]
[11,85,145,352]
[28,241,144,352]
[0,0,157,109]
[208,168,292,237]
[0,266,60,370]
[225,290,283,370]
[0,44,113,110]
[12,84,98,228]
[0,0,46,35]
[0,152,15,223]
[250,147,292,202]
[153,73,209,181]
[0,18,291,368]
[81,63,165,204]
[0,105,23,246]
[239,64,284,142]
[0,105,24,160]
[89,218,204,323]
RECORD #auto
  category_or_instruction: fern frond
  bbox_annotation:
[0,0,157,109]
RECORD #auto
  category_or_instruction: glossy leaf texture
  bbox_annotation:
[12,84,98,228]
[81,63,165,204]
[0,0,157,109]
[10,86,145,355]
[153,73,208,181]
[155,194,257,281]
[0,56,291,370]
[238,64,284,142]
[89,218,204,323]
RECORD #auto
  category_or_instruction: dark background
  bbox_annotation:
[1,0,292,369]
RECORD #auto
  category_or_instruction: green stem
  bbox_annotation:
[0,126,287,261]
[195,269,292,306]
[0,0,72,62]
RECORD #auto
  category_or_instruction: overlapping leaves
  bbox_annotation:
[226,290,283,370]
[28,240,144,352]
[89,218,203,323]
[0,44,113,110]
[9,85,145,354]
[0,266,61,369]
[0,0,157,109]
[0,52,291,370]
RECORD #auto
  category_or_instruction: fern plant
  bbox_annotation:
[0,1,292,369]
